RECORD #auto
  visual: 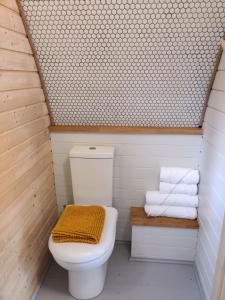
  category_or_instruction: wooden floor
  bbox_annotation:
[35,244,203,300]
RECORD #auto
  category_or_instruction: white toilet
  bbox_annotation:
[49,146,118,299]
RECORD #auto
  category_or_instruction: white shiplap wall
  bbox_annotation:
[195,51,225,300]
[51,132,202,241]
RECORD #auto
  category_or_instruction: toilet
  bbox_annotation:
[48,146,118,299]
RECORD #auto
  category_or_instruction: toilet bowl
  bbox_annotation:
[49,207,118,299]
[49,145,117,299]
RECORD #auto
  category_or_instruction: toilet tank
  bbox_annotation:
[69,145,114,206]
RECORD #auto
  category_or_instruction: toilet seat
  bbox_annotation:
[49,207,118,264]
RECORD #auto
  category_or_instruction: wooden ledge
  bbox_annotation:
[130,207,199,229]
[49,125,203,135]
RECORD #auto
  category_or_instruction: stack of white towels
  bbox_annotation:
[144,167,200,220]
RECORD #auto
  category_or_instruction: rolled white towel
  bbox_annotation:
[144,204,197,220]
[159,182,198,196]
[146,191,199,208]
[160,167,199,185]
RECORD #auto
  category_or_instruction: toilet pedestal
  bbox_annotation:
[68,262,108,299]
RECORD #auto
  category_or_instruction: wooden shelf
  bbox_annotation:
[49,125,203,135]
[130,207,199,229]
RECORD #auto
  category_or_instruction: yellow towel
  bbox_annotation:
[52,205,105,244]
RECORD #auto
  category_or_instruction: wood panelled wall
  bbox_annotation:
[0,1,57,299]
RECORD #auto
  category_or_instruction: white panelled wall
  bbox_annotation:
[51,133,201,241]
[195,50,225,300]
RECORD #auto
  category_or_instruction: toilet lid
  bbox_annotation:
[48,207,118,264]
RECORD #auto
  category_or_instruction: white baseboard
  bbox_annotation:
[130,256,193,265]
[193,263,207,300]
[30,257,52,300]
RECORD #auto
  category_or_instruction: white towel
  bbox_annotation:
[144,204,197,219]
[160,167,199,185]
[159,182,198,196]
[146,191,199,207]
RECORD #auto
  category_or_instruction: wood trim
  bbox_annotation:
[16,0,54,125]
[130,207,199,229]
[200,37,225,126]
[49,125,203,135]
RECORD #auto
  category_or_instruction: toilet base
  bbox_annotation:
[68,262,108,299]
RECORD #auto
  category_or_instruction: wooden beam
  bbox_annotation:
[131,207,199,229]
[49,125,203,135]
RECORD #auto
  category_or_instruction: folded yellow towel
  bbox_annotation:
[52,205,105,244]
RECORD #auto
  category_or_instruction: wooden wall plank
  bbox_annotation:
[0,49,37,71]
[0,141,51,197]
[0,129,50,173]
[0,161,53,214]
[0,5,25,34]
[0,180,55,254]
[0,0,19,13]
[213,71,225,92]
[0,2,57,299]
[0,171,54,231]
[0,27,32,53]
[0,70,41,91]
[12,215,56,300]
[0,88,45,113]
[0,102,48,134]
[1,201,56,299]
[0,116,50,154]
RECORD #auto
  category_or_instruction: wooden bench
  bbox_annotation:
[130,207,199,263]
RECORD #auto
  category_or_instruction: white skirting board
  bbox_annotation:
[130,257,193,265]
[131,225,198,262]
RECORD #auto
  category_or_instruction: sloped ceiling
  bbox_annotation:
[21,0,225,127]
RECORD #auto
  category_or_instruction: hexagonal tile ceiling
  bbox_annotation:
[21,0,225,127]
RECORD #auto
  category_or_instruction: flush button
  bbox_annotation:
[89,146,96,150]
